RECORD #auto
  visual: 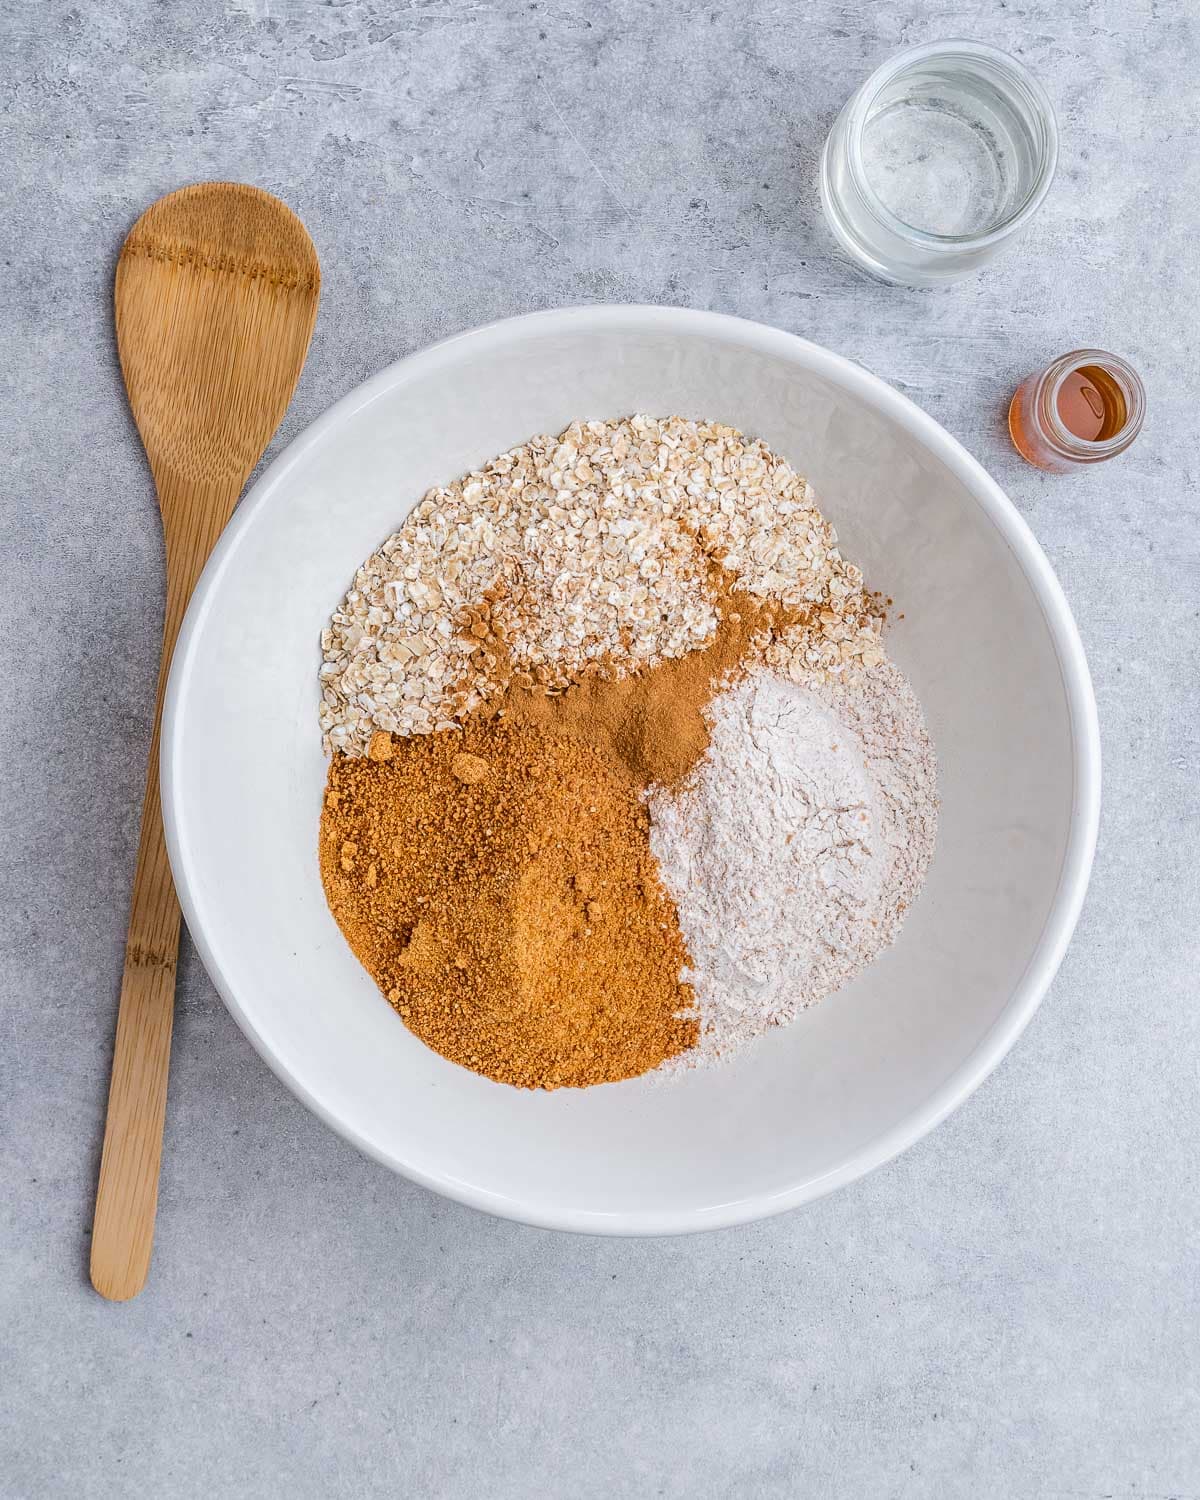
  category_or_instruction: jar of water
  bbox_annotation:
[820,41,1058,286]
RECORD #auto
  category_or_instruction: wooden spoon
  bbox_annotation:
[92,183,319,1301]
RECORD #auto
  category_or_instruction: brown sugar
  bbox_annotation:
[495,586,797,790]
[320,721,698,1089]
[449,752,489,785]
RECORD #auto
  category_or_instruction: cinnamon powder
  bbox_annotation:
[492,589,779,788]
[320,720,698,1089]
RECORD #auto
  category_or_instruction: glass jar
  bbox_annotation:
[1008,350,1146,471]
[820,40,1059,286]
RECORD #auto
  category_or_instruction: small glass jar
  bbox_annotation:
[820,40,1058,286]
[1008,350,1146,472]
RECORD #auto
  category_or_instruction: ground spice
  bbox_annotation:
[320,720,698,1089]
[492,583,809,789]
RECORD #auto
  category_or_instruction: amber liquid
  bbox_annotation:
[1009,359,1134,470]
[1008,378,1055,468]
[1056,365,1127,441]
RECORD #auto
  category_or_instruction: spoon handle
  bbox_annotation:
[91,481,233,1301]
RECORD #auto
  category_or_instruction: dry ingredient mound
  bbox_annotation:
[648,662,938,1066]
[316,412,939,1089]
[319,415,886,756]
[319,721,698,1090]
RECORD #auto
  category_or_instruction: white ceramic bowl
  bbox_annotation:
[163,306,1099,1233]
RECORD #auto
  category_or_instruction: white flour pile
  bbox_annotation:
[649,662,937,1066]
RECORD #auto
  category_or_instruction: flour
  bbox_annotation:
[648,660,938,1067]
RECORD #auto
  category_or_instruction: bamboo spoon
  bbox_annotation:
[92,183,319,1301]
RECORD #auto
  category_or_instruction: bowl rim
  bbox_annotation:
[161,303,1101,1235]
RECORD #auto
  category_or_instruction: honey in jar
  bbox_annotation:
[1009,350,1144,472]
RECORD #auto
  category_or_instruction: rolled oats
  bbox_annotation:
[319,416,883,755]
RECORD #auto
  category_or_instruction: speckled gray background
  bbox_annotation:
[2,2,1198,1496]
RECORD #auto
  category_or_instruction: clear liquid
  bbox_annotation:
[860,68,1040,238]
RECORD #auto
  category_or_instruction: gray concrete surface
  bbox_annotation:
[2,2,1198,1495]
